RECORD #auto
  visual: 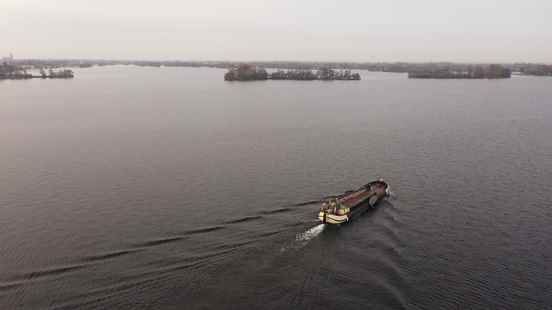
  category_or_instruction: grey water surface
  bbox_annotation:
[1,66,551,309]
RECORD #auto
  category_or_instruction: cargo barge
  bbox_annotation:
[318,179,389,225]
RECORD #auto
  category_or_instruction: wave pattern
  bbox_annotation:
[1,196,411,310]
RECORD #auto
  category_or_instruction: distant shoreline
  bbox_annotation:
[7,59,552,77]
[224,65,361,81]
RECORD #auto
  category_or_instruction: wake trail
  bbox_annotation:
[295,224,326,242]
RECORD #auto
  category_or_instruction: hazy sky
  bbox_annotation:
[2,0,551,62]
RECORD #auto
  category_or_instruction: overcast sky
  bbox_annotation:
[2,0,551,62]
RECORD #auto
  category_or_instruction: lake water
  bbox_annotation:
[1,66,551,309]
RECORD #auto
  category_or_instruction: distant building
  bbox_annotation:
[1,53,14,64]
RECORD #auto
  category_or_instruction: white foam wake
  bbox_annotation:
[280,223,326,253]
[295,224,325,242]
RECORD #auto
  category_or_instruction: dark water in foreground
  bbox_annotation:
[1,67,552,309]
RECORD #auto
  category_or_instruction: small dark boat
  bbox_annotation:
[318,179,389,225]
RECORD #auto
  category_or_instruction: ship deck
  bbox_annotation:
[339,189,374,208]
